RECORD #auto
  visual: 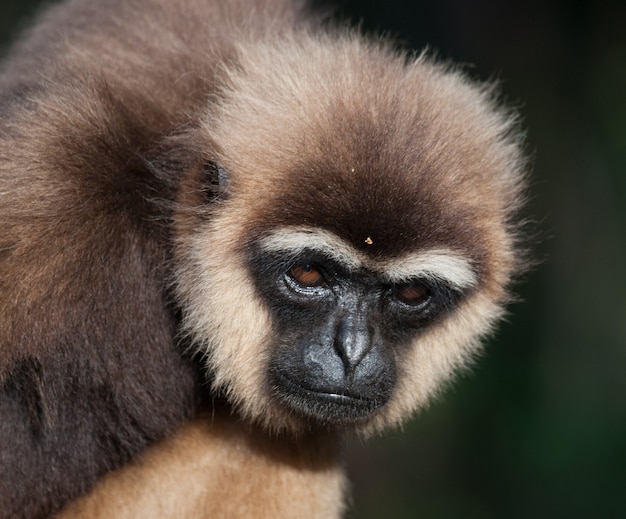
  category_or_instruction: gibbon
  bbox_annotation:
[0,0,528,517]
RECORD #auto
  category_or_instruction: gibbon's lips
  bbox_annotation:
[271,367,385,423]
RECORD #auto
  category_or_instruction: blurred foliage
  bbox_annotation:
[1,0,625,518]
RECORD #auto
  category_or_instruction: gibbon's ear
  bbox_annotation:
[201,161,231,202]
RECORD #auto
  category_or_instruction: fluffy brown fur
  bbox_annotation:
[0,0,527,517]
[55,410,346,519]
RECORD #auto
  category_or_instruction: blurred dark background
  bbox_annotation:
[2,1,625,518]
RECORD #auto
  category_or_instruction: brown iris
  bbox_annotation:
[396,282,431,307]
[288,264,324,287]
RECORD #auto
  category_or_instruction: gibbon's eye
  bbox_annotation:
[288,264,325,287]
[395,282,432,308]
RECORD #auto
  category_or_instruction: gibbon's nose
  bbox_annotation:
[333,312,372,378]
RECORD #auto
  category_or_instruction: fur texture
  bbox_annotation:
[0,0,527,517]
[55,411,346,519]
[0,0,310,516]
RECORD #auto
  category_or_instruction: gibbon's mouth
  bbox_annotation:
[270,368,383,424]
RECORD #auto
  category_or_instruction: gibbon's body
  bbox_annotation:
[0,0,527,517]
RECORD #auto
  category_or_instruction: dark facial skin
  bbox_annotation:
[249,245,462,427]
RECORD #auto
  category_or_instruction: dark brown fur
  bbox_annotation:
[0,1,312,517]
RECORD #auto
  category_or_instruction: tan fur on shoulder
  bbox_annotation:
[55,413,346,519]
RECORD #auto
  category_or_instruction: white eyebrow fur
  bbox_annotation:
[258,228,364,271]
[379,251,477,289]
[258,227,477,289]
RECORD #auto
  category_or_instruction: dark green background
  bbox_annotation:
[2,1,625,518]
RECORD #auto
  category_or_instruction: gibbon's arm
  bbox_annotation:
[55,414,346,519]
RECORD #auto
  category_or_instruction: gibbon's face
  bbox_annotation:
[247,229,473,426]
[174,36,525,435]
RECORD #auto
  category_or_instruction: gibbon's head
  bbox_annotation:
[174,32,527,435]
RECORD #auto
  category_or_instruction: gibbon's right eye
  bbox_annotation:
[288,264,325,288]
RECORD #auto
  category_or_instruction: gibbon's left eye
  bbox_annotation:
[395,282,432,309]
[288,264,325,287]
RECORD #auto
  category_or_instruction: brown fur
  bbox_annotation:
[0,0,527,517]
[56,409,346,519]
[0,0,310,516]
